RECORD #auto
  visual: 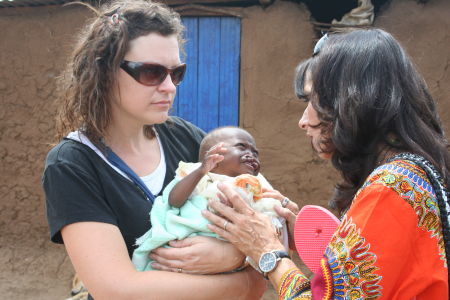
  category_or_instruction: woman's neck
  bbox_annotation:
[104,122,153,156]
[103,123,161,176]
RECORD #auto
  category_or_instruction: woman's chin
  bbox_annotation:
[146,112,170,125]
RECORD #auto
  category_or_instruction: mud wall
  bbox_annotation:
[0,0,448,298]
[0,5,94,299]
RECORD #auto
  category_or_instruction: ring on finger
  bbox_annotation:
[177,268,183,273]
[223,220,229,231]
[281,197,290,208]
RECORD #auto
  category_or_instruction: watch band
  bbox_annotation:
[274,250,290,260]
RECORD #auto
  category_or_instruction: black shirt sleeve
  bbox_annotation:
[43,141,118,243]
[44,162,118,243]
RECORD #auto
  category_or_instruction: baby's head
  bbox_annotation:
[199,127,260,177]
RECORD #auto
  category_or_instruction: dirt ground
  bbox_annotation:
[0,0,449,299]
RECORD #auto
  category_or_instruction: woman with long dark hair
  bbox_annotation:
[204,29,450,299]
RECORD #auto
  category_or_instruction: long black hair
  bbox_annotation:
[295,29,450,295]
[296,29,450,215]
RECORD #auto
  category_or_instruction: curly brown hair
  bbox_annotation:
[55,0,185,144]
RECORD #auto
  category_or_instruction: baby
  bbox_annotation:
[132,126,286,271]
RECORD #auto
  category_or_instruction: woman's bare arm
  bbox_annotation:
[62,221,266,300]
[150,236,246,274]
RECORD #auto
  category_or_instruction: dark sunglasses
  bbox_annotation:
[120,60,187,86]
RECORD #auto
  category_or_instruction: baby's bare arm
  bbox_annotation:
[169,143,226,207]
[169,167,209,207]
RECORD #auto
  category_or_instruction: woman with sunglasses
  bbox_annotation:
[203,29,450,299]
[42,1,265,299]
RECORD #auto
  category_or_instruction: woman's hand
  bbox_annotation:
[274,203,298,250]
[262,187,299,250]
[202,182,285,264]
[261,187,299,215]
[150,235,245,274]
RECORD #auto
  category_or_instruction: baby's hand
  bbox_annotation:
[200,143,226,173]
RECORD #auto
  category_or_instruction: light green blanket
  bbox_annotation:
[132,178,218,271]
[132,162,286,272]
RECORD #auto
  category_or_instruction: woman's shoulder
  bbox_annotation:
[358,158,438,216]
[363,158,432,193]
[45,138,100,169]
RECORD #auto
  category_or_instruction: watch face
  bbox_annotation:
[259,252,277,273]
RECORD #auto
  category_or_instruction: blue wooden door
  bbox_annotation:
[172,17,241,133]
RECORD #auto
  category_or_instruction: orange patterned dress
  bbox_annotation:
[279,158,448,299]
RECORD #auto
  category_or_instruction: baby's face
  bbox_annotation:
[212,129,260,177]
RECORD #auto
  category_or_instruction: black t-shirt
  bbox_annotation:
[42,116,205,257]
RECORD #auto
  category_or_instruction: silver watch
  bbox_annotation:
[258,250,290,279]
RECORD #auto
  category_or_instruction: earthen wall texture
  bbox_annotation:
[0,0,448,298]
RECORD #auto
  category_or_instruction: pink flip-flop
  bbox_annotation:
[294,205,340,273]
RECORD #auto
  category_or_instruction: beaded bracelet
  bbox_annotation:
[278,268,298,294]
[278,268,310,300]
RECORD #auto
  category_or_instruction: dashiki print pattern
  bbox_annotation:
[279,158,448,299]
